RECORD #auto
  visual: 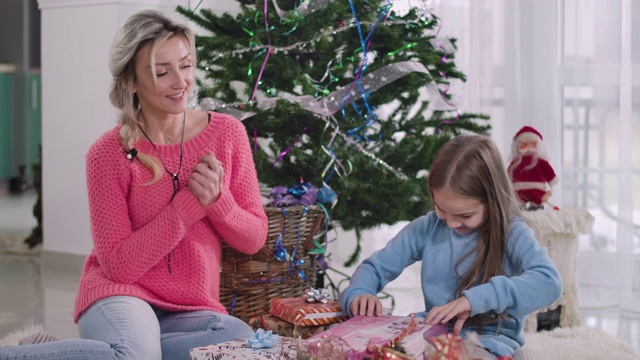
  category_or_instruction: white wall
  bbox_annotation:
[38,0,236,256]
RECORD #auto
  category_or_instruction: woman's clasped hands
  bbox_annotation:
[189,151,224,206]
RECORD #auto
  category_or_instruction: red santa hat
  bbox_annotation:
[513,125,543,142]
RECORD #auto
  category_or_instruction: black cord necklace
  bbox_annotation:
[138,111,185,275]
[138,111,186,202]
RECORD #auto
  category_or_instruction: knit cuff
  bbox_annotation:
[202,185,236,223]
[463,283,498,317]
[171,189,207,227]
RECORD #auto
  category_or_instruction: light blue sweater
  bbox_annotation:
[339,211,562,356]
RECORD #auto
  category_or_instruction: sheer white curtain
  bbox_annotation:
[428,0,639,315]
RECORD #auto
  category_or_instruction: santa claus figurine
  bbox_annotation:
[507,126,559,210]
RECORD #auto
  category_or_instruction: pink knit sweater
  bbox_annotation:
[74,112,268,322]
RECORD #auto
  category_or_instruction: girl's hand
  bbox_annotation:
[350,294,383,317]
[189,152,224,206]
[425,296,471,335]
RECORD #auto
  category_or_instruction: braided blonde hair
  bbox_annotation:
[108,10,196,183]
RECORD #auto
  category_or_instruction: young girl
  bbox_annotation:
[340,135,562,359]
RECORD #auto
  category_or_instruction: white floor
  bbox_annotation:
[1,190,639,355]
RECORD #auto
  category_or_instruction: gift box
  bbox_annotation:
[249,314,327,339]
[270,297,349,327]
[298,315,448,360]
[189,337,298,360]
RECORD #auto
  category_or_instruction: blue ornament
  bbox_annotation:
[288,184,307,198]
[317,186,337,205]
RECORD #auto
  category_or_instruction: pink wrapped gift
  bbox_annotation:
[270,297,349,327]
[189,337,298,359]
[298,315,448,360]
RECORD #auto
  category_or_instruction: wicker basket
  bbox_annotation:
[220,204,325,323]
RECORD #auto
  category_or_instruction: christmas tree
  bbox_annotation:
[177,1,490,264]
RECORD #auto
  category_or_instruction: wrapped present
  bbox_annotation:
[270,297,349,327]
[298,315,449,360]
[190,337,298,360]
[423,333,481,360]
[249,314,327,339]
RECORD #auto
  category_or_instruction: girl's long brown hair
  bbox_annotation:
[428,135,522,328]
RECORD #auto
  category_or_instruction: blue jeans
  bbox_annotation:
[0,296,254,360]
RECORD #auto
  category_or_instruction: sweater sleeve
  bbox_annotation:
[85,134,198,284]
[339,214,436,317]
[462,219,562,318]
[199,116,268,255]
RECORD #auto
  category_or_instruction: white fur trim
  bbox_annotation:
[0,323,45,346]
[515,132,541,143]
[512,181,549,191]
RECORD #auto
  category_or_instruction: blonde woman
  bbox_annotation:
[0,10,267,360]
